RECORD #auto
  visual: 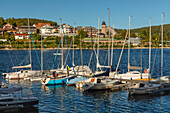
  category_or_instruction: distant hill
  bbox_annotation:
[0,17,58,27]
[131,24,170,35]
[114,24,170,40]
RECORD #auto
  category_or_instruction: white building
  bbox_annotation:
[15,34,29,40]
[128,37,141,46]
[40,24,54,35]
[0,39,7,42]
[58,24,73,34]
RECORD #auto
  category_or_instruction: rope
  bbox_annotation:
[104,53,108,66]
[61,25,76,75]
[30,31,42,70]
[64,39,73,66]
[7,50,14,67]
[151,48,158,76]
[88,51,93,67]
[19,54,29,66]
[115,29,128,72]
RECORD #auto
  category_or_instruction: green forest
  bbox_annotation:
[0,17,58,27]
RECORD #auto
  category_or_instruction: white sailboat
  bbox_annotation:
[41,18,75,85]
[51,23,92,76]
[156,12,170,83]
[3,17,40,80]
[75,14,118,91]
[128,16,170,95]
[68,24,92,76]
[25,26,44,81]
[114,16,151,80]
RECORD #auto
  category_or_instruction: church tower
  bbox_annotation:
[101,21,107,35]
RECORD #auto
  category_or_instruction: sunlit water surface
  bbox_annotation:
[0,49,170,112]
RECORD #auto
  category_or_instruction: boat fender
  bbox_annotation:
[144,69,148,73]
[62,81,64,85]
[91,78,95,82]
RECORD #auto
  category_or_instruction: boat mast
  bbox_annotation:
[28,17,32,71]
[72,23,75,66]
[80,35,83,66]
[140,40,142,79]
[128,16,131,72]
[96,16,100,71]
[110,24,114,66]
[149,18,151,79]
[91,27,95,73]
[41,28,43,76]
[140,37,143,79]
[108,8,110,66]
[60,18,64,70]
[161,12,164,77]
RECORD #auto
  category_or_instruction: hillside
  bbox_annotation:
[114,24,170,40]
[132,24,170,36]
[0,17,58,27]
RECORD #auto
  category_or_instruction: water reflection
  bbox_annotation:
[128,93,170,102]
[82,90,113,98]
[17,106,39,113]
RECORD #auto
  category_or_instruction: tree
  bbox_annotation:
[10,35,15,41]
[131,32,137,37]
[78,29,87,38]
[114,34,120,39]
[120,30,127,38]
[0,17,4,27]
[5,35,10,40]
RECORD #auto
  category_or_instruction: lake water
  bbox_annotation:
[0,49,170,112]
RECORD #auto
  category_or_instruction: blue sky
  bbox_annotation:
[1,0,170,29]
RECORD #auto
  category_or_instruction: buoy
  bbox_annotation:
[144,69,148,73]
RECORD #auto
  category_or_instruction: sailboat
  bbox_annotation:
[66,35,90,86]
[114,16,151,80]
[41,18,75,85]
[65,24,92,76]
[128,16,170,95]
[25,24,45,81]
[156,12,170,83]
[3,17,40,80]
[75,15,119,91]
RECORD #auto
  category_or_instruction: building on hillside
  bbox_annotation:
[58,24,73,34]
[84,27,97,37]
[101,21,117,37]
[14,34,29,40]
[76,26,97,37]
[128,37,141,46]
[0,39,7,42]
[33,23,51,28]
[101,21,107,35]
[3,23,17,35]
[52,26,58,33]
[18,26,36,34]
[40,24,54,34]
[3,23,13,29]
[97,33,105,38]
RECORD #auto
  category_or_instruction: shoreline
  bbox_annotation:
[0,47,170,50]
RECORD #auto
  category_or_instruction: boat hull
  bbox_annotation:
[41,76,75,85]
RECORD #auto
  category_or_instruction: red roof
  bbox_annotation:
[37,23,51,28]
[15,34,28,36]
